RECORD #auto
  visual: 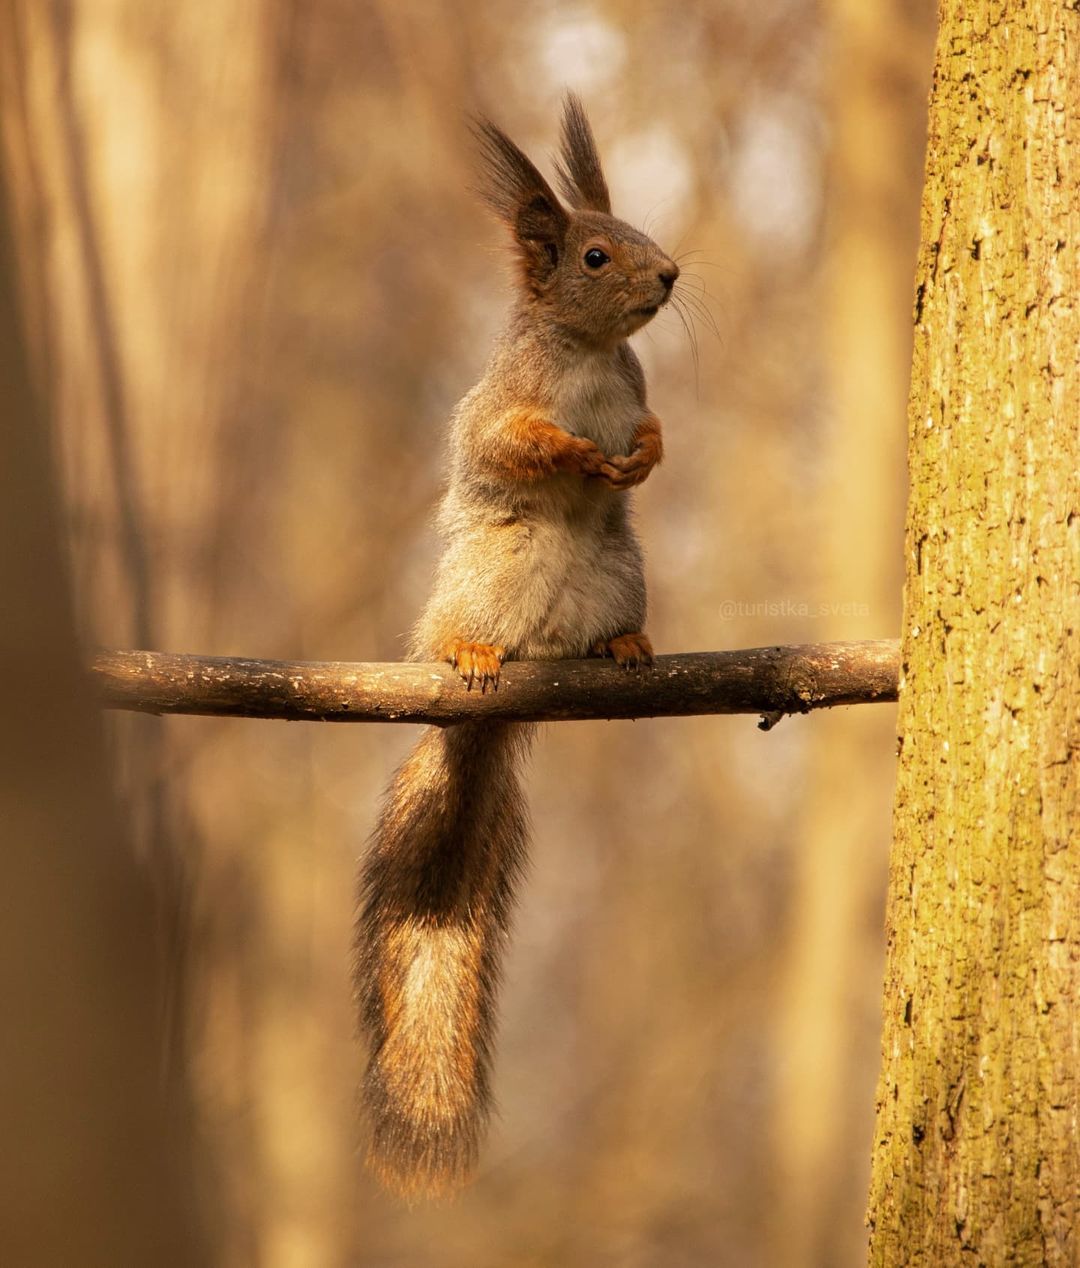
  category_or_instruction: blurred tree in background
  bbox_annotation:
[1,2,935,1264]
[0,152,207,1268]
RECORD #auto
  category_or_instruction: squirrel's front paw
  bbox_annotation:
[558,435,608,479]
[591,632,654,668]
[443,639,506,692]
[595,447,655,490]
[592,416,663,490]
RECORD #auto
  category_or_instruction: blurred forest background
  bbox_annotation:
[1,1,938,1265]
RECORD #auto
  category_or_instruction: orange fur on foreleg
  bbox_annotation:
[479,409,610,482]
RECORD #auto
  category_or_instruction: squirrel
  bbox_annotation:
[355,93,679,1199]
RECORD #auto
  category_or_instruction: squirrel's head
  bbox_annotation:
[474,95,679,345]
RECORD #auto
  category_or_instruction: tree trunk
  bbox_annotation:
[867,2,1080,1263]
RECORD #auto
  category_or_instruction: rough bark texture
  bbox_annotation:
[90,641,898,725]
[867,2,1080,1263]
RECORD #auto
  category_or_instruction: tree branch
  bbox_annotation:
[91,641,899,728]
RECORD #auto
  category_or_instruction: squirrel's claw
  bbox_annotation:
[569,438,607,478]
[573,434,656,491]
[591,632,654,669]
[591,462,629,489]
[598,447,654,489]
[444,640,506,692]
[591,448,654,490]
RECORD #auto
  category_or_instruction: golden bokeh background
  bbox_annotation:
[1,2,937,1264]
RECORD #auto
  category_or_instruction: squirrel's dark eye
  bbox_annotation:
[584,247,610,269]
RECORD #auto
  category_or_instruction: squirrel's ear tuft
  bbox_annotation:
[472,115,568,290]
[554,93,611,215]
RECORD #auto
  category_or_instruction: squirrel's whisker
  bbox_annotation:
[675,283,721,339]
[672,289,716,346]
[669,293,701,383]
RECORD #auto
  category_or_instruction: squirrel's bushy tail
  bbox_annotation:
[356,720,533,1198]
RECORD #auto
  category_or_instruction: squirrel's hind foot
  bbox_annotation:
[591,632,654,669]
[442,639,506,692]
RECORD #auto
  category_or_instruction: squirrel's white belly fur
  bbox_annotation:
[552,345,641,455]
[412,343,649,662]
[416,474,644,661]
[521,360,646,655]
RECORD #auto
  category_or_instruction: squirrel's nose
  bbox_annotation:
[658,264,679,292]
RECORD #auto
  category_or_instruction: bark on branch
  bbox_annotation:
[91,641,899,728]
